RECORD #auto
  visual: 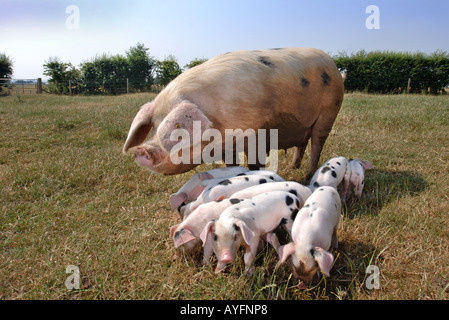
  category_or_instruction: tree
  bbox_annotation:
[126,42,156,90]
[0,53,13,92]
[43,57,80,94]
[155,55,182,86]
[79,53,129,94]
[184,57,208,70]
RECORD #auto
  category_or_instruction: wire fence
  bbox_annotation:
[1,77,448,96]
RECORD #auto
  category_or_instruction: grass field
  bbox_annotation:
[1,92,448,300]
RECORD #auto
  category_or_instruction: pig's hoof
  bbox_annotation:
[296,281,308,290]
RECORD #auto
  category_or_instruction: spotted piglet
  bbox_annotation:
[346,159,374,199]
[309,156,351,202]
[230,181,312,207]
[200,191,301,275]
[170,198,250,265]
[181,172,284,218]
[277,186,341,288]
[169,166,248,211]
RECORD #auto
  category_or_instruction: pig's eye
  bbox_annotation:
[213,234,218,241]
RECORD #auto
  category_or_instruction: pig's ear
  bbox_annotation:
[169,224,180,238]
[123,102,155,153]
[361,160,374,170]
[170,192,188,211]
[236,220,254,246]
[156,101,212,153]
[312,247,334,277]
[200,221,215,245]
[277,242,296,266]
[173,228,197,249]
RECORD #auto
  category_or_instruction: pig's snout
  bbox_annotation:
[134,147,153,168]
[220,250,234,264]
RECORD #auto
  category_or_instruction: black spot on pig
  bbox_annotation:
[237,173,246,176]
[229,198,242,204]
[331,171,337,178]
[285,195,294,206]
[219,179,232,185]
[291,208,299,220]
[259,56,274,67]
[295,198,300,208]
[244,177,249,181]
[301,78,310,88]
[321,166,331,174]
[280,218,288,225]
[336,162,341,166]
[233,224,240,232]
[321,72,331,86]
[259,178,267,184]
[174,230,183,240]
[288,189,298,196]
[313,182,320,188]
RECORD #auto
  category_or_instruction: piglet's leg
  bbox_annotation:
[263,233,280,253]
[244,239,260,275]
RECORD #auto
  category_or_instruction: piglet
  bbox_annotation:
[230,181,312,206]
[170,197,250,265]
[309,156,351,202]
[181,172,284,218]
[277,186,341,288]
[345,159,374,199]
[200,191,301,274]
[169,166,248,210]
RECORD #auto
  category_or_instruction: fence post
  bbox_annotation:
[407,78,411,94]
[69,80,72,95]
[126,78,129,94]
[37,78,43,94]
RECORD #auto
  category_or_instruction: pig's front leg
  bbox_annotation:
[243,237,260,275]
[214,261,228,274]
[263,232,280,253]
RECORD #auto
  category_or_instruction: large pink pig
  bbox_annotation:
[123,48,345,178]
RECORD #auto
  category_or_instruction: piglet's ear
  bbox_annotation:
[156,101,212,153]
[123,102,155,153]
[277,242,296,266]
[173,229,197,249]
[200,221,215,246]
[361,160,374,170]
[236,220,254,246]
[312,247,334,277]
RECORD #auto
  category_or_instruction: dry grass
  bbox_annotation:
[0,93,448,300]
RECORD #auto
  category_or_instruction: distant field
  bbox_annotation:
[0,93,448,299]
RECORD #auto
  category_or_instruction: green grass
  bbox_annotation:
[1,93,448,299]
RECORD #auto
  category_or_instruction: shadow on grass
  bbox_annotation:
[344,169,429,217]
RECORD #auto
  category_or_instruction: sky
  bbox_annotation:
[1,0,449,80]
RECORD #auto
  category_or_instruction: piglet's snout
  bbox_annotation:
[220,250,234,264]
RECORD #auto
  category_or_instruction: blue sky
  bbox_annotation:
[2,0,449,79]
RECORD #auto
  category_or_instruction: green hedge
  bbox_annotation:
[333,50,449,94]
